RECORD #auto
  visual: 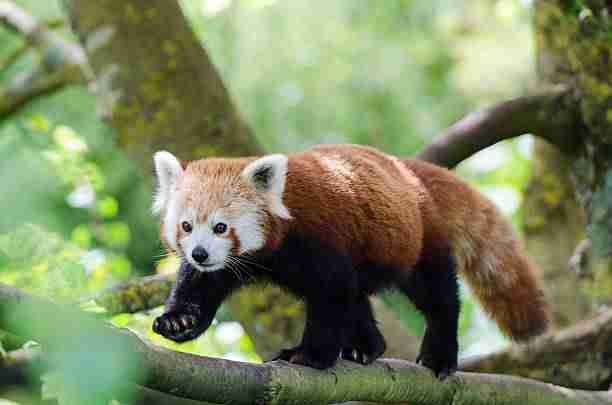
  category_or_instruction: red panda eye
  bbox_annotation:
[181,221,192,233]
[213,223,227,234]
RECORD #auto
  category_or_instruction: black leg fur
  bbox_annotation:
[262,234,365,369]
[153,260,241,342]
[340,295,386,365]
[397,247,460,379]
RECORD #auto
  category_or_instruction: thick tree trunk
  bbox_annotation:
[63,0,258,163]
[521,0,612,327]
[522,140,590,326]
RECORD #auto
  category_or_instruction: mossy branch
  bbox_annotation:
[460,308,612,391]
[88,273,175,316]
[416,86,577,168]
[2,282,612,405]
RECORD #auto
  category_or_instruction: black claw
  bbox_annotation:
[170,318,181,333]
[152,312,210,343]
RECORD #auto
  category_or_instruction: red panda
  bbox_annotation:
[151,144,549,378]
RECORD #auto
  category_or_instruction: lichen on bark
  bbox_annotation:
[526,0,612,323]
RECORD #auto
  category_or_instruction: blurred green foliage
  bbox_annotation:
[0,1,537,402]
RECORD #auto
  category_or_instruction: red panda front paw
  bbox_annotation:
[152,312,210,343]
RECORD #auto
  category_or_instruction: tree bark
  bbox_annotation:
[416,88,575,167]
[460,307,612,390]
[3,282,612,405]
[62,0,258,163]
[519,0,612,328]
[522,140,591,327]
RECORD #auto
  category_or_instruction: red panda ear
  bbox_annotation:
[242,154,291,219]
[152,151,183,214]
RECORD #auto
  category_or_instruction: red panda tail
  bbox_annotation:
[456,211,550,341]
[404,158,550,341]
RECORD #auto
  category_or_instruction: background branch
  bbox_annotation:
[2,282,612,405]
[0,63,82,117]
[89,274,175,316]
[416,86,576,168]
[0,0,87,118]
[460,308,612,390]
[0,1,85,67]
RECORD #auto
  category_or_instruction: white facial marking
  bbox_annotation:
[162,192,181,252]
[179,210,233,272]
[233,202,266,254]
[242,154,292,220]
[152,151,183,214]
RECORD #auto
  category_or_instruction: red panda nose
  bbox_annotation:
[192,246,209,264]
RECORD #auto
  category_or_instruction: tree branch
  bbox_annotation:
[0,42,27,73]
[0,1,85,67]
[2,283,612,405]
[0,1,87,118]
[88,274,175,316]
[416,86,577,168]
[460,307,612,391]
[0,63,82,117]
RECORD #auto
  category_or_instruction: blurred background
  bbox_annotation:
[0,0,540,403]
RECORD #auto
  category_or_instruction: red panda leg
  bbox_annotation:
[340,295,386,364]
[153,260,241,342]
[280,298,355,369]
[397,247,460,379]
[270,300,349,369]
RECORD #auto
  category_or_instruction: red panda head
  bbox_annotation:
[153,151,291,272]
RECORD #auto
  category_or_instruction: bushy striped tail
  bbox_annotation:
[458,213,550,341]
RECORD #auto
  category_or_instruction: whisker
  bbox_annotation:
[225,258,244,282]
[231,255,273,272]
[234,260,255,282]
[227,257,255,283]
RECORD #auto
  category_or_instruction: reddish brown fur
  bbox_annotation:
[172,144,549,341]
[404,159,550,340]
[228,228,241,255]
[282,145,423,269]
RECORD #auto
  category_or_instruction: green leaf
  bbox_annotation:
[71,225,92,249]
[96,196,119,219]
[109,255,132,279]
[27,115,51,133]
[100,222,131,248]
